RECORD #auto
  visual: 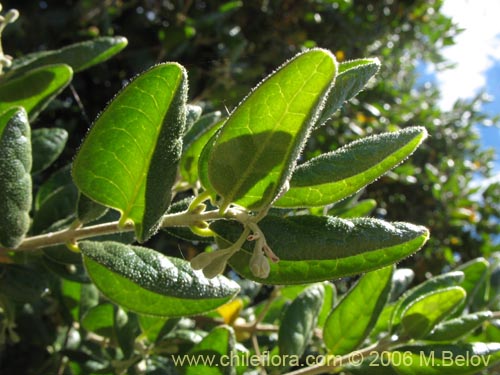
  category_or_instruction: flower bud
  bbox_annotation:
[249,249,270,279]
[190,252,213,270]
[5,9,19,24]
[202,256,227,279]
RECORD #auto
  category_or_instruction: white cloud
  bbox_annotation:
[435,0,500,109]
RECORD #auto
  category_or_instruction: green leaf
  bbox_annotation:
[279,284,324,360]
[138,315,172,343]
[338,199,377,218]
[60,279,82,322]
[389,343,500,375]
[31,128,68,173]
[323,266,393,355]
[81,303,115,337]
[77,193,109,225]
[275,127,427,208]
[316,57,381,126]
[72,63,188,241]
[80,241,240,317]
[198,129,220,199]
[211,215,429,284]
[391,271,464,330]
[426,311,493,341]
[208,49,337,211]
[181,115,224,185]
[115,308,140,359]
[401,286,466,339]
[184,325,235,375]
[455,258,489,312]
[371,302,397,340]
[32,166,78,234]
[0,107,31,248]
[318,282,336,328]
[9,36,128,75]
[0,64,73,121]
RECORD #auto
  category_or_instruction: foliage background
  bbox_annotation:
[1,0,499,373]
[5,0,499,273]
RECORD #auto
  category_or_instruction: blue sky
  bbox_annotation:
[433,0,500,173]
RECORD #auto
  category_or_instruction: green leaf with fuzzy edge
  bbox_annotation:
[80,241,240,317]
[0,64,73,121]
[401,286,466,339]
[9,36,128,75]
[181,114,224,185]
[426,311,493,341]
[279,284,324,360]
[316,57,381,126]
[0,107,31,248]
[208,49,337,211]
[211,215,429,284]
[324,266,393,355]
[391,271,464,330]
[275,127,427,208]
[72,63,187,242]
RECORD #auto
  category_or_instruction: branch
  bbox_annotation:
[0,209,223,253]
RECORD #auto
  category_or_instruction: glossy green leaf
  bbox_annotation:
[0,107,31,248]
[81,303,115,337]
[389,343,500,375]
[279,284,324,359]
[0,64,73,121]
[80,241,240,317]
[316,58,381,126]
[31,128,68,173]
[184,325,235,375]
[391,271,464,329]
[181,114,224,185]
[212,215,429,284]
[275,127,427,208]
[426,311,493,341]
[324,266,393,355]
[208,49,337,211]
[401,286,466,339]
[455,258,489,312]
[72,63,188,241]
[9,36,128,75]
